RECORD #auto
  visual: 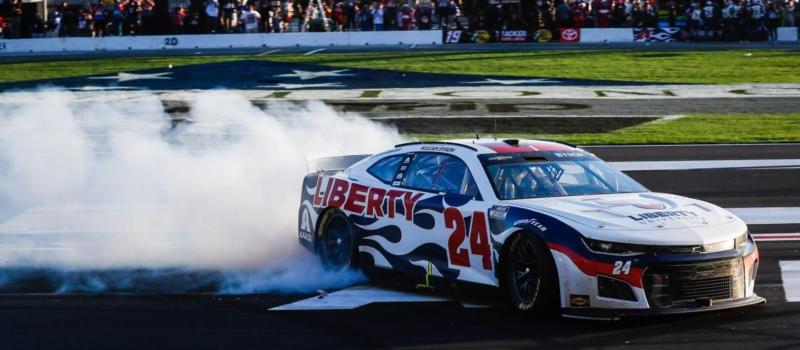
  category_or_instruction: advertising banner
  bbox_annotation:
[443,29,492,43]
[559,28,580,43]
[633,27,685,42]
[497,30,528,42]
[532,29,553,43]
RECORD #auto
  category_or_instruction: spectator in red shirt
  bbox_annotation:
[333,2,345,31]
[596,0,612,27]
[571,1,588,28]
[172,5,186,32]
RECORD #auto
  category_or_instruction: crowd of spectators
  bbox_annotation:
[483,0,799,41]
[0,0,462,37]
[0,0,797,40]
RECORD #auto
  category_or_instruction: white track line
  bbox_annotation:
[610,159,800,171]
[269,285,451,310]
[779,261,800,302]
[255,49,280,56]
[269,285,495,311]
[728,207,800,225]
[585,143,800,148]
[303,48,325,56]
[752,233,800,242]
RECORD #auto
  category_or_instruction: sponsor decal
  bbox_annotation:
[559,28,580,43]
[415,261,435,290]
[299,230,313,242]
[512,218,548,232]
[627,210,698,224]
[299,207,314,242]
[473,30,492,43]
[497,30,528,42]
[444,29,491,44]
[489,205,509,220]
[634,27,685,42]
[533,29,553,43]
[312,176,423,222]
[570,294,591,307]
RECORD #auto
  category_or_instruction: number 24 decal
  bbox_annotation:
[612,260,632,275]
[444,208,492,270]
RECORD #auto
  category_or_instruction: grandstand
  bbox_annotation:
[1,0,797,43]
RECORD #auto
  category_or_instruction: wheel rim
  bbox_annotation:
[324,216,352,269]
[510,237,541,304]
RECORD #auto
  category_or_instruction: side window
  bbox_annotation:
[367,155,404,183]
[401,153,479,197]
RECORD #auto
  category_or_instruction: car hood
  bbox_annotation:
[505,192,747,246]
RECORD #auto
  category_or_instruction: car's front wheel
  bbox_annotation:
[318,210,357,270]
[502,231,559,316]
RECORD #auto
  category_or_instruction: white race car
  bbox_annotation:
[297,139,764,318]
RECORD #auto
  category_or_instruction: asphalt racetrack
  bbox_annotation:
[1,143,799,350]
[1,46,799,348]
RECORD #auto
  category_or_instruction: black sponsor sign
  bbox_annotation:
[634,27,686,42]
[497,30,528,42]
[443,29,491,43]
[444,29,543,44]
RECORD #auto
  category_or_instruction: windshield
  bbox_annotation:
[481,154,648,200]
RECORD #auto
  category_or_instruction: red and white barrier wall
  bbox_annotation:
[0,27,796,54]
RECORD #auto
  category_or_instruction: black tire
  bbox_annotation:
[318,211,357,271]
[501,231,560,316]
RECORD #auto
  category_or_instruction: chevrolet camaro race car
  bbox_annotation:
[297,139,764,318]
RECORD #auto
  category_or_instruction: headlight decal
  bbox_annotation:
[582,237,647,256]
[582,235,746,256]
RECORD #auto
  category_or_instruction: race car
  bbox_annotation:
[296,139,764,318]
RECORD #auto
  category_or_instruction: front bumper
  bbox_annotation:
[561,294,766,320]
[549,238,761,316]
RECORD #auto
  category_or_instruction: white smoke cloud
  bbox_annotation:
[0,90,404,292]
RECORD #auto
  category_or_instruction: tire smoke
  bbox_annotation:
[0,90,404,293]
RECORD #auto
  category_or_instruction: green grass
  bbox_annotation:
[409,114,800,145]
[1,49,799,84]
[268,50,800,84]
[0,55,248,83]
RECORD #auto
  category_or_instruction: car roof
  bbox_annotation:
[395,139,579,154]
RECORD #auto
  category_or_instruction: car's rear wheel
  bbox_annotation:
[502,231,559,316]
[319,211,357,270]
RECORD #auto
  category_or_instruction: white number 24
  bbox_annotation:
[612,261,632,275]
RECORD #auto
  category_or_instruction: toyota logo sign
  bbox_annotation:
[560,28,580,42]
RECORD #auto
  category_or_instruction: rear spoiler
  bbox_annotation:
[306,154,372,173]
